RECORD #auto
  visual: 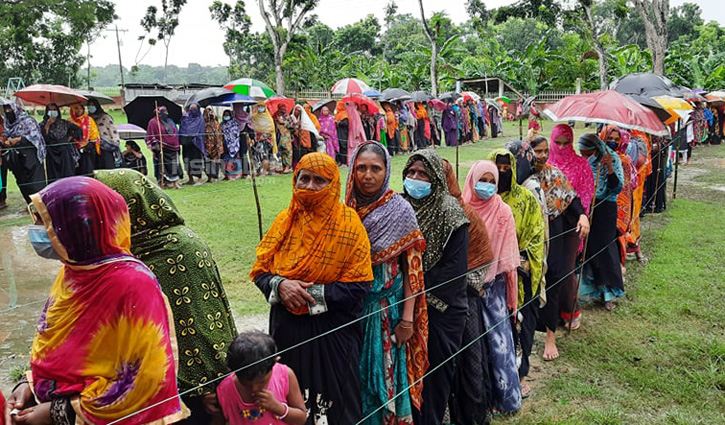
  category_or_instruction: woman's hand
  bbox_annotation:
[278,279,315,310]
[602,153,614,174]
[576,214,591,239]
[5,382,34,425]
[393,320,414,348]
[13,403,51,425]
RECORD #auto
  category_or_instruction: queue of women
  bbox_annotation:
[1,89,669,425]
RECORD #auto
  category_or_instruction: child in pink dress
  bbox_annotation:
[217,332,307,425]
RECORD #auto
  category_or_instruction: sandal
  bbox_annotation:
[520,382,532,399]
[604,301,617,312]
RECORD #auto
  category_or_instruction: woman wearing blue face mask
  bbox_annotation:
[462,160,522,414]
[402,149,469,425]
[87,99,121,170]
[40,103,80,184]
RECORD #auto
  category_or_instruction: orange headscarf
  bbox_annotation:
[334,100,348,122]
[415,103,429,120]
[70,104,101,154]
[383,104,397,138]
[250,153,373,313]
[303,104,321,132]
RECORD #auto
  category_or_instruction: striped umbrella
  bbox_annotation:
[331,78,372,95]
[223,78,276,99]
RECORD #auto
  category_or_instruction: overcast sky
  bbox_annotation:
[89,0,725,69]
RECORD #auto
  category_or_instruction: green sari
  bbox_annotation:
[95,169,238,396]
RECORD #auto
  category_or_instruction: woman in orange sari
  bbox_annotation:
[626,130,652,263]
[69,103,100,176]
[251,153,374,424]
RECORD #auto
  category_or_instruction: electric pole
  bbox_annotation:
[108,25,129,106]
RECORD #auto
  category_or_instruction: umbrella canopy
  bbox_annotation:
[439,92,462,101]
[380,88,411,102]
[496,95,511,104]
[343,93,379,114]
[123,95,182,129]
[265,95,295,117]
[76,90,115,105]
[627,94,677,124]
[683,91,706,103]
[331,78,372,95]
[519,95,538,119]
[460,91,481,102]
[485,98,502,112]
[184,87,236,108]
[223,78,276,99]
[653,95,693,111]
[212,93,257,106]
[610,72,690,98]
[312,98,336,113]
[364,89,382,99]
[117,123,147,140]
[429,98,447,111]
[15,84,87,107]
[707,91,725,99]
[410,91,433,103]
[542,90,668,136]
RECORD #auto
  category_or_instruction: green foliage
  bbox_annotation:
[0,0,115,86]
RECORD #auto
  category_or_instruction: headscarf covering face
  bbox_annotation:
[461,160,520,310]
[600,125,638,191]
[442,159,494,272]
[486,148,546,304]
[250,101,275,135]
[29,177,185,425]
[233,103,252,130]
[578,133,625,202]
[304,104,321,132]
[4,103,46,161]
[292,104,321,139]
[402,149,469,272]
[250,153,373,311]
[179,102,207,155]
[548,124,595,214]
[94,169,238,396]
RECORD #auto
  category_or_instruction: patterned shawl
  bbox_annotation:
[88,100,121,148]
[146,107,180,150]
[578,133,624,203]
[221,113,241,157]
[402,149,469,272]
[204,108,224,160]
[461,161,520,311]
[318,109,339,158]
[250,153,374,313]
[29,177,185,425]
[549,124,595,214]
[94,169,238,396]
[442,159,494,271]
[487,149,546,304]
[344,141,429,408]
[4,103,46,161]
[70,104,101,153]
[179,104,206,154]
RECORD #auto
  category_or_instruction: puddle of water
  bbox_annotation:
[0,225,60,392]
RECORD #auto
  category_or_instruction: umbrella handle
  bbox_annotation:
[154,101,165,182]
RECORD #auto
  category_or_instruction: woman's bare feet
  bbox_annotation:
[543,330,559,361]
[604,301,617,311]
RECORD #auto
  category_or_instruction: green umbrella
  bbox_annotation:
[223,78,276,99]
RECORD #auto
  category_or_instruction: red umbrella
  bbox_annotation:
[331,78,372,96]
[343,93,379,114]
[14,84,87,107]
[265,95,295,117]
[429,98,447,112]
[542,90,669,136]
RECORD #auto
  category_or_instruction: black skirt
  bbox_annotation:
[586,200,624,291]
[76,145,96,176]
[3,138,46,203]
[45,143,77,183]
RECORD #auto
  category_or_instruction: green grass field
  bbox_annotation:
[2,113,723,423]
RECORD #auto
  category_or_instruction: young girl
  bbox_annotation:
[217,332,307,425]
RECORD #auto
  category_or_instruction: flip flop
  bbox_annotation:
[521,383,532,399]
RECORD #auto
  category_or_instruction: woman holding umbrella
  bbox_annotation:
[70,103,100,176]
[146,105,183,189]
[1,103,46,203]
[88,99,121,170]
[41,103,80,183]
[179,103,206,185]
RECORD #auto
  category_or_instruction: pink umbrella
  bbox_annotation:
[14,84,87,107]
[429,98,447,111]
[343,93,379,114]
[331,78,372,96]
[265,95,295,117]
[542,90,669,136]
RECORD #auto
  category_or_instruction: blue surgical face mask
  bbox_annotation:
[87,105,97,115]
[223,116,231,122]
[606,141,618,151]
[48,110,59,118]
[404,177,432,199]
[28,225,62,260]
[474,181,497,200]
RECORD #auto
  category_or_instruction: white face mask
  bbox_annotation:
[87,105,97,114]
[48,110,59,118]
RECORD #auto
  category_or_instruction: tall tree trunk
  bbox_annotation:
[633,0,669,75]
[275,52,285,96]
[430,42,438,96]
[164,46,169,85]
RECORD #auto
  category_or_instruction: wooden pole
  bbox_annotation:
[456,143,459,181]
[568,163,602,334]
[247,148,264,240]
[672,120,681,200]
[154,101,166,187]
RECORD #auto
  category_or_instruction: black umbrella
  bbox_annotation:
[410,91,433,103]
[610,72,690,98]
[184,87,236,108]
[76,90,115,105]
[123,96,182,129]
[381,88,411,102]
[519,95,538,119]
[438,92,461,101]
[312,98,336,113]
